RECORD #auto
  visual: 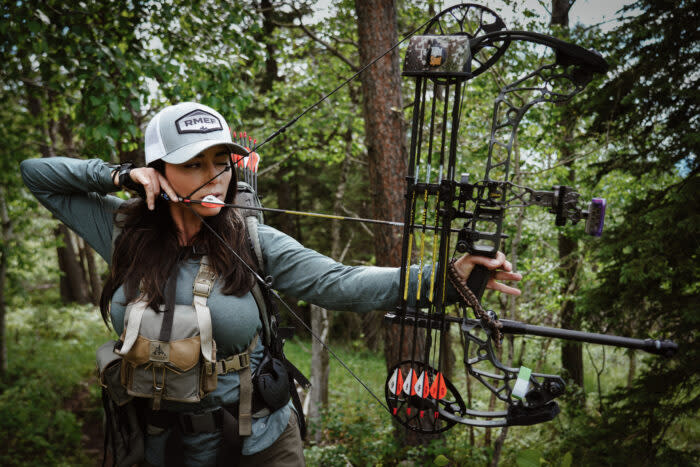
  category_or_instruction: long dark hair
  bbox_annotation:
[99,162,255,327]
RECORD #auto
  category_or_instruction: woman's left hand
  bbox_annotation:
[452,251,523,296]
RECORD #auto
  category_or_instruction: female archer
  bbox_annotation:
[21,102,521,466]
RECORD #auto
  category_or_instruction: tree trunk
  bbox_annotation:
[355,0,407,353]
[354,0,406,265]
[309,303,330,442]
[355,0,428,445]
[0,187,11,378]
[56,225,91,304]
[84,243,102,304]
[551,0,584,389]
[551,0,572,27]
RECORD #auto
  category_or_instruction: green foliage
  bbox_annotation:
[0,304,111,466]
[2,0,698,464]
[548,0,700,464]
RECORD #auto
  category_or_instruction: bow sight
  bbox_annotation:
[384,3,677,434]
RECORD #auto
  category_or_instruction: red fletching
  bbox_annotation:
[429,372,447,400]
[247,152,260,173]
[395,370,404,396]
[200,195,225,208]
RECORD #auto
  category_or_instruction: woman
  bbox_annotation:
[21,102,521,466]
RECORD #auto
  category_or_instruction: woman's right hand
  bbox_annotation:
[120,167,179,211]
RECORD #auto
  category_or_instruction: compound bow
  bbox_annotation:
[378,3,677,434]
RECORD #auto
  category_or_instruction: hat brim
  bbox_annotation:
[159,140,250,165]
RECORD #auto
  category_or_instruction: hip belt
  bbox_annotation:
[147,394,269,436]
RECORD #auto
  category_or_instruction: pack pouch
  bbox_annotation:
[97,341,144,467]
[97,340,132,406]
[115,257,218,410]
[253,351,291,412]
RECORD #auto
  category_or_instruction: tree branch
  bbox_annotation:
[273,3,359,72]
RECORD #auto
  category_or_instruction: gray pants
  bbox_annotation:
[239,410,305,467]
[143,410,305,466]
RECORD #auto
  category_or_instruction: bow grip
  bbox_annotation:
[466,263,491,301]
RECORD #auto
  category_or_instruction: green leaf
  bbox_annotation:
[560,452,573,467]
[433,454,450,466]
[108,100,120,117]
[516,449,542,467]
[27,20,40,34]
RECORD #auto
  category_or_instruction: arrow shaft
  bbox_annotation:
[179,196,470,232]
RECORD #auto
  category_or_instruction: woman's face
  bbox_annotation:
[164,145,233,217]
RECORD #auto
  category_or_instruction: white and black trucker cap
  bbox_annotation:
[144,102,247,165]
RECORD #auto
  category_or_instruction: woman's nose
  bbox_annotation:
[205,162,219,182]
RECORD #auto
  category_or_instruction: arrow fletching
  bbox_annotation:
[247,152,260,173]
[402,369,418,396]
[388,368,404,397]
[429,372,447,400]
[414,370,431,398]
[200,195,226,208]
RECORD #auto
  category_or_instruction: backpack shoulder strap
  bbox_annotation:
[236,182,272,347]
[192,255,216,363]
[246,216,264,270]
[236,183,310,439]
[244,216,272,349]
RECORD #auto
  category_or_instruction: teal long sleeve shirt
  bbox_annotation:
[20,156,448,461]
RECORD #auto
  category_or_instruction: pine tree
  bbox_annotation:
[560,1,699,464]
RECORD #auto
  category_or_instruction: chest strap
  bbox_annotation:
[214,344,252,375]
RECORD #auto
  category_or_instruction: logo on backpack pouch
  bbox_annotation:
[175,109,223,134]
[149,342,170,362]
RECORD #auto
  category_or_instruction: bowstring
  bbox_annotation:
[184,154,246,200]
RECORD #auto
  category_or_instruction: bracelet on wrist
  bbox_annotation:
[116,163,145,198]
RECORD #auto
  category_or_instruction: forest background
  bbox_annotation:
[0,0,697,466]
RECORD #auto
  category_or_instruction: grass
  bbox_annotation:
[1,304,112,466]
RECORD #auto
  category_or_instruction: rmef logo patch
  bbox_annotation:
[175,109,223,134]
